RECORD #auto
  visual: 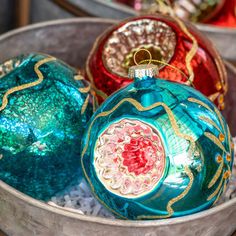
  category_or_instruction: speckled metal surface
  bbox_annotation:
[0,18,235,236]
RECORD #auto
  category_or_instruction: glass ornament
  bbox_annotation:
[82,63,233,220]
[0,53,96,200]
[86,14,227,109]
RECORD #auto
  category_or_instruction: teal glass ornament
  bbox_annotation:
[81,64,234,220]
[0,53,96,200]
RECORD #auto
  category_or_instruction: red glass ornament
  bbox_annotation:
[86,15,227,109]
[208,0,236,27]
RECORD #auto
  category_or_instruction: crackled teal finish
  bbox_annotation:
[81,69,234,220]
[0,53,95,200]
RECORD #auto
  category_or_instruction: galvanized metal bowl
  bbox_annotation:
[0,18,235,236]
[63,0,236,62]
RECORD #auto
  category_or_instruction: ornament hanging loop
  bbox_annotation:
[133,48,152,66]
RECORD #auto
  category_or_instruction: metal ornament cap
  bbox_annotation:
[128,64,158,79]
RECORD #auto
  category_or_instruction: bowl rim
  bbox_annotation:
[0,17,235,47]
[1,177,236,227]
[0,18,117,44]
[0,17,235,228]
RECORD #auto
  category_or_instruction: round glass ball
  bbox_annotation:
[0,53,96,200]
[82,65,233,220]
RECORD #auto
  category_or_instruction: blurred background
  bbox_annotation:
[0,0,79,34]
[2,0,235,63]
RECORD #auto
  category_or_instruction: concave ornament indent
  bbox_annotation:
[94,119,166,198]
[103,19,176,77]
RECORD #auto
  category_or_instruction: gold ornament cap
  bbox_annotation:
[128,64,158,79]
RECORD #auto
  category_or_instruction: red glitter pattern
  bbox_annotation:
[122,137,157,176]
[94,119,165,198]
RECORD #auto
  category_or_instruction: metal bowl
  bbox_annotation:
[59,0,236,62]
[0,18,235,236]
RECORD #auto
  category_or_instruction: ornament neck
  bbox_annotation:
[128,64,158,80]
[128,64,158,88]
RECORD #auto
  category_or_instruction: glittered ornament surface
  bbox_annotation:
[86,15,227,109]
[0,53,95,200]
[82,64,233,220]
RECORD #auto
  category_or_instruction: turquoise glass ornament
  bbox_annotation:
[81,64,234,220]
[0,53,96,200]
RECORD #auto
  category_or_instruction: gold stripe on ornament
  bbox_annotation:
[208,159,224,188]
[213,49,228,95]
[172,16,198,84]
[91,85,108,100]
[81,94,90,115]
[92,90,99,113]
[188,98,214,113]
[208,92,220,103]
[189,98,226,133]
[199,116,221,133]
[81,98,195,219]
[137,165,194,219]
[213,181,225,205]
[214,106,226,135]
[207,175,224,201]
[74,74,84,81]
[155,0,198,84]
[204,132,227,153]
[0,57,56,112]
[79,84,91,93]
[227,125,233,156]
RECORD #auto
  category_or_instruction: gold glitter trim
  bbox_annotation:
[214,52,228,96]
[91,85,108,100]
[199,116,221,133]
[81,94,90,115]
[155,0,227,99]
[79,84,91,93]
[188,98,226,133]
[227,125,232,156]
[155,1,198,84]
[207,176,223,201]
[0,57,56,112]
[81,98,195,219]
[172,17,198,84]
[93,97,96,113]
[208,158,224,188]
[137,166,194,219]
[214,107,226,135]
[208,92,220,103]
[74,75,84,81]
[188,98,213,113]
[82,98,195,158]
[213,181,225,206]
[204,132,227,153]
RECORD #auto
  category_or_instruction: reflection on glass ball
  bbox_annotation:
[0,53,96,200]
[82,66,233,220]
[86,15,227,109]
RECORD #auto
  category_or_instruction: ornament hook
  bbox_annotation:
[133,48,152,66]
